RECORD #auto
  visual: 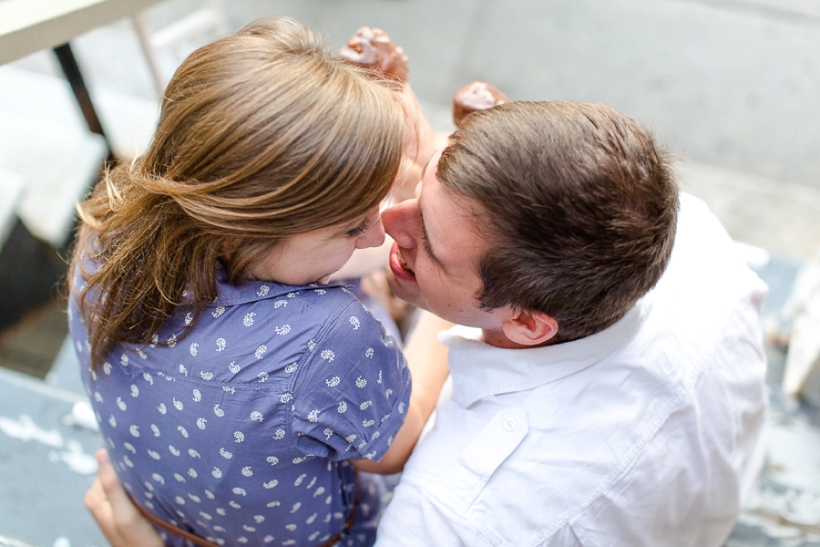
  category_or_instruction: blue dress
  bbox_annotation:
[69,264,412,547]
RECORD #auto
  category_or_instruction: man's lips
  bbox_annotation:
[389,242,416,281]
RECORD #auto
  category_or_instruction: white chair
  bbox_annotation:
[132,0,228,97]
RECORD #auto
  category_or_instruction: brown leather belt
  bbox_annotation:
[130,491,359,547]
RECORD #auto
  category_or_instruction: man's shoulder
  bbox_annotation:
[394,323,766,546]
[641,193,768,386]
[657,192,767,311]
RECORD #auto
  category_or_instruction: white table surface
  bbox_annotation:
[0,0,165,64]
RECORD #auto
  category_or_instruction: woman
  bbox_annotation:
[70,17,448,547]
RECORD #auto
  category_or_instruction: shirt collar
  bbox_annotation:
[439,293,653,407]
[210,265,347,306]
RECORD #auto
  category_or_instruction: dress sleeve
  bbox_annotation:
[290,300,412,462]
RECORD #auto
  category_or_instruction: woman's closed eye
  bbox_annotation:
[346,218,371,238]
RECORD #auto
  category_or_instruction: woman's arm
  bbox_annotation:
[85,449,164,547]
[390,83,438,203]
[352,310,452,474]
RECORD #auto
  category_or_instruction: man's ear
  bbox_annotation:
[501,309,559,347]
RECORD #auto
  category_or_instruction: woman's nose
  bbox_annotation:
[356,215,386,249]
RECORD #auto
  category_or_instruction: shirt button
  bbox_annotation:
[502,417,517,431]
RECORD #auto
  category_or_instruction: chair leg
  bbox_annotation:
[132,13,167,97]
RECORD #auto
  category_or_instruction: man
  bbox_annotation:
[375,100,767,546]
[86,101,768,546]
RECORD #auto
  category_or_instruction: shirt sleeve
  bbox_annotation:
[375,482,493,547]
[376,481,582,547]
[290,299,412,462]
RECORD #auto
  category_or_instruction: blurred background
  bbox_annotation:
[0,0,819,546]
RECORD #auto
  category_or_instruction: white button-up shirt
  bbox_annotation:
[376,194,768,547]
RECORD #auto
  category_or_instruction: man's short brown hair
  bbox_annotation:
[437,101,679,342]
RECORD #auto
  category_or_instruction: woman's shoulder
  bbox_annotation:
[213,273,361,310]
[212,277,383,332]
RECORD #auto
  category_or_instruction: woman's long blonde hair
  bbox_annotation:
[70,17,406,370]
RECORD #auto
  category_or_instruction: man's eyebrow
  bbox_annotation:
[419,198,445,270]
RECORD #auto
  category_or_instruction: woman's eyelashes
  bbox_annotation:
[345,218,370,238]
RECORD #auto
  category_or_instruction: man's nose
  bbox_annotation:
[381,201,417,249]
